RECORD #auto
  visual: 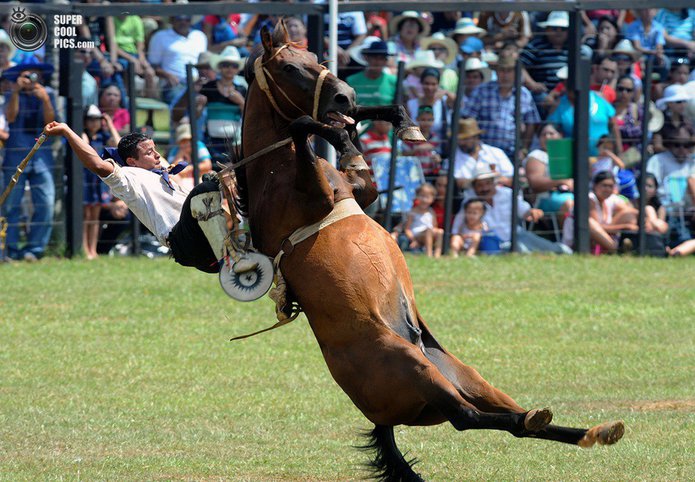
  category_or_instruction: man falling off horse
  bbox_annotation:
[44,121,253,275]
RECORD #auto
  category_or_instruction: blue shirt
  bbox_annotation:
[655,9,695,42]
[624,19,666,50]
[3,88,57,172]
[547,91,615,157]
[461,81,540,157]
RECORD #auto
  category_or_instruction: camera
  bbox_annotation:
[26,72,39,83]
[9,11,47,52]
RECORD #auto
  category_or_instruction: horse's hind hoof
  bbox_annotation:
[396,126,426,143]
[578,420,625,448]
[524,407,553,432]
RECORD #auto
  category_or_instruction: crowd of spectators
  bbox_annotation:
[0,6,694,261]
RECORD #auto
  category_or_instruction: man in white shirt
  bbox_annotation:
[44,121,230,273]
[148,16,208,104]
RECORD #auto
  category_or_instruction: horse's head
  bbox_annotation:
[253,21,357,128]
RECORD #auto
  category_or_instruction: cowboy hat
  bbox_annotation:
[494,52,517,70]
[211,46,245,70]
[450,17,486,38]
[2,61,54,82]
[195,51,214,68]
[457,118,485,140]
[611,39,639,61]
[420,33,458,65]
[0,29,16,59]
[175,123,193,144]
[656,84,692,110]
[464,58,491,83]
[359,39,394,58]
[389,11,430,37]
[538,11,570,29]
[406,50,444,71]
[347,35,383,66]
[471,161,500,181]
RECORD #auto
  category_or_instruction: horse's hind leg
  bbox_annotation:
[351,105,426,142]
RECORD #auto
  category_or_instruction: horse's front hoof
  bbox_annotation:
[397,126,426,143]
[524,407,553,432]
[578,420,625,448]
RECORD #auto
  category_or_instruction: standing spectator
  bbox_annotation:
[520,11,570,103]
[98,84,130,135]
[452,118,515,190]
[114,14,157,98]
[590,54,619,103]
[388,11,430,64]
[346,40,397,106]
[403,182,443,258]
[148,16,208,105]
[82,105,120,260]
[478,10,532,50]
[462,52,540,160]
[1,63,57,261]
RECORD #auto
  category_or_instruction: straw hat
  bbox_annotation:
[195,51,214,68]
[211,46,245,70]
[450,18,486,38]
[175,123,192,143]
[406,50,444,70]
[457,118,485,140]
[471,161,500,181]
[647,102,664,133]
[538,11,570,29]
[656,84,692,110]
[389,11,430,37]
[420,33,458,65]
[464,58,491,83]
[611,39,639,61]
[494,52,517,70]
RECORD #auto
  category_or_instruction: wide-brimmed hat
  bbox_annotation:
[656,84,692,110]
[648,101,664,133]
[2,61,54,82]
[450,18,486,38]
[457,118,485,140]
[494,52,517,70]
[406,50,444,70]
[611,39,639,61]
[84,104,103,119]
[211,46,245,70]
[175,123,192,143]
[0,29,16,59]
[360,39,394,58]
[464,58,491,83]
[195,51,214,68]
[471,161,500,181]
[420,33,458,65]
[538,11,570,29]
[389,11,430,37]
[347,35,382,66]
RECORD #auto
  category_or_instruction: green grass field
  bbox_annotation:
[1,255,694,481]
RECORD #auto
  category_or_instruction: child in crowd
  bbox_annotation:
[643,172,669,235]
[403,183,443,258]
[401,105,443,179]
[450,197,487,257]
[82,105,120,259]
[591,135,625,178]
[359,120,392,178]
[168,123,213,191]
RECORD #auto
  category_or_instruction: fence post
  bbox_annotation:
[383,60,405,232]
[127,62,141,255]
[510,59,523,253]
[637,56,654,256]
[442,60,467,255]
[185,64,200,186]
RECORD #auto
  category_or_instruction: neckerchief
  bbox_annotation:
[102,147,188,190]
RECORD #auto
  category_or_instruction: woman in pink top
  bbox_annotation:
[98,84,130,135]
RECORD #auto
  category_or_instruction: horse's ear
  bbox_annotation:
[274,18,290,45]
[261,25,274,54]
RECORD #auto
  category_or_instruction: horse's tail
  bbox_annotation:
[357,425,424,482]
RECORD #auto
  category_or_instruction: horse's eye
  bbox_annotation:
[283,64,298,73]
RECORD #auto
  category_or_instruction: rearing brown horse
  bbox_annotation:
[235,23,624,481]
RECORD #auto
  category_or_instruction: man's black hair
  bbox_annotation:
[117,132,150,165]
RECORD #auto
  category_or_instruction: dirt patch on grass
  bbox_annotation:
[627,399,695,412]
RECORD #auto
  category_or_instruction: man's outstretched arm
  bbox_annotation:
[44,122,115,178]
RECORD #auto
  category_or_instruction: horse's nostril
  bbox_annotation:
[334,94,350,105]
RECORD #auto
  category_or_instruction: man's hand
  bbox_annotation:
[528,80,548,94]
[16,76,32,91]
[44,121,70,137]
[32,83,49,102]
[525,208,544,223]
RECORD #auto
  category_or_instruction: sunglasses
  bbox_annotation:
[429,46,448,52]
[612,54,632,62]
[219,62,240,69]
[671,142,694,149]
[547,27,567,32]
[616,86,633,93]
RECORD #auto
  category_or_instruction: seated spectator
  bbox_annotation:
[389,11,430,64]
[1,62,57,261]
[592,135,626,179]
[461,57,491,106]
[148,16,208,105]
[612,75,646,153]
[464,163,570,254]
[420,33,459,95]
[82,105,120,260]
[623,9,668,79]
[358,119,392,179]
[284,16,308,48]
[655,8,695,62]
[452,118,514,190]
[449,17,486,63]
[113,14,157,98]
[319,6,367,77]
[523,123,574,213]
[667,237,695,256]
[478,10,532,50]
[653,84,694,152]
[643,172,670,235]
[584,15,624,57]
[402,182,443,258]
[520,11,570,103]
[450,197,487,257]
[168,123,213,191]
[462,52,540,160]
[346,40,397,106]
[404,51,445,100]
[406,67,449,139]
[612,39,643,100]
[590,54,619,103]
[196,15,247,54]
[401,105,443,179]
[98,83,130,135]
[74,45,98,107]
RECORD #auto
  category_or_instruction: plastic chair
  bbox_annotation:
[665,175,689,239]
[135,97,170,143]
